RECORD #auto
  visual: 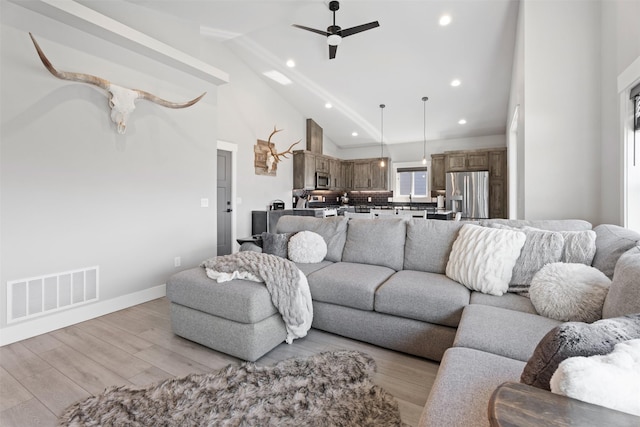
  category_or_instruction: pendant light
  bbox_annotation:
[379,104,386,167]
[421,96,428,164]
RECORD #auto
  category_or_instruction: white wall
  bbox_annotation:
[600,0,640,225]
[339,134,506,162]
[510,0,640,226]
[0,3,221,339]
[519,0,602,223]
[199,39,322,244]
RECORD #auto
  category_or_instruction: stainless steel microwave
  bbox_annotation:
[315,172,330,189]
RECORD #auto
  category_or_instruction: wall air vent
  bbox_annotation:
[6,266,99,324]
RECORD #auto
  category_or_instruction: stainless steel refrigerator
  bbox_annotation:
[445,171,489,219]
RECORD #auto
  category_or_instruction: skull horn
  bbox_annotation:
[29,32,110,90]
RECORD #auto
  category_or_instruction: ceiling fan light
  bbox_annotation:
[327,34,342,46]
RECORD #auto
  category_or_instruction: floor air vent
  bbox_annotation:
[7,266,99,324]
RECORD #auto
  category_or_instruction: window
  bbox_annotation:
[396,167,429,196]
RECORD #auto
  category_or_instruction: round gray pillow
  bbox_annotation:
[529,263,611,323]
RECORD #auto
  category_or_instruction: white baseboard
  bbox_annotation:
[0,284,166,346]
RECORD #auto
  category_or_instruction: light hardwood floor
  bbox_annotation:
[0,297,439,426]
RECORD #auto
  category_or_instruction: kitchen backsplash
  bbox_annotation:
[293,190,394,207]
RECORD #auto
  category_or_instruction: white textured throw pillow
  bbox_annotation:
[550,339,640,416]
[560,230,597,265]
[529,263,611,322]
[288,231,327,263]
[446,224,526,296]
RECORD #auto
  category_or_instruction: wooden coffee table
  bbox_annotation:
[489,382,640,427]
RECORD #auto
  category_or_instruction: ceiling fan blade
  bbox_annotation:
[292,24,329,37]
[339,21,380,38]
[329,44,337,59]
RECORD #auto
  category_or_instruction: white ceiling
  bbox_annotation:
[132,0,520,149]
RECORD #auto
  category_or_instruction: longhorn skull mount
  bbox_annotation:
[29,32,206,134]
[265,126,300,173]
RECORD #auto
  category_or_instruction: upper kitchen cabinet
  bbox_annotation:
[445,151,489,172]
[293,151,316,189]
[329,159,341,189]
[315,155,330,173]
[489,148,507,179]
[341,161,353,190]
[353,158,389,190]
[431,154,445,191]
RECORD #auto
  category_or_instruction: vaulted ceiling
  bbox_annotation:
[132,0,520,149]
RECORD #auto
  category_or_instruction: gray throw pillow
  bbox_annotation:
[560,230,597,264]
[520,313,640,390]
[488,224,564,294]
[261,232,295,258]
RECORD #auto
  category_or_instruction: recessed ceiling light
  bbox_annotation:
[286,59,295,68]
[262,70,292,85]
[325,102,332,109]
[458,119,467,125]
[439,15,452,26]
[451,79,461,87]
[352,131,358,137]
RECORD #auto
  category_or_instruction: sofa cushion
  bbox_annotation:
[374,270,470,328]
[305,262,395,311]
[592,224,640,279]
[529,263,611,322]
[166,268,277,324]
[294,260,333,277]
[446,224,526,296]
[603,245,640,318]
[454,304,562,362]
[275,216,348,262]
[419,347,526,427]
[480,218,592,231]
[342,218,406,271]
[469,292,537,315]
[403,220,467,274]
[520,313,640,391]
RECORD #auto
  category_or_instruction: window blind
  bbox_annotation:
[631,82,640,132]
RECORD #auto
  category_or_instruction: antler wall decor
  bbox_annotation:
[29,33,206,134]
[254,126,300,176]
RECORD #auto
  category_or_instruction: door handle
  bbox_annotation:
[226,209,233,213]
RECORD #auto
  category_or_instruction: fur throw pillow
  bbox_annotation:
[288,231,327,263]
[529,263,611,322]
[520,313,640,390]
[446,224,526,296]
[550,339,640,416]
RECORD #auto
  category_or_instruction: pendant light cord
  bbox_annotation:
[380,104,385,166]
[422,96,428,164]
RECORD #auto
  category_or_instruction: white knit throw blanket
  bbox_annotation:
[200,252,313,344]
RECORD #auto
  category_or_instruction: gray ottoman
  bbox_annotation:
[166,267,286,361]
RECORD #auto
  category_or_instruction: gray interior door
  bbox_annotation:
[217,150,232,255]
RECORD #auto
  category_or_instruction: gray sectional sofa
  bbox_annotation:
[166,215,640,427]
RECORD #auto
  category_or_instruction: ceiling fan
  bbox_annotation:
[292,1,380,59]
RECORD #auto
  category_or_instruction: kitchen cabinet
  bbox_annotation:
[341,161,353,190]
[445,151,489,172]
[353,158,389,190]
[329,159,341,189]
[315,155,329,173]
[293,151,316,189]
[431,154,445,191]
[293,151,388,191]
[488,148,507,218]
